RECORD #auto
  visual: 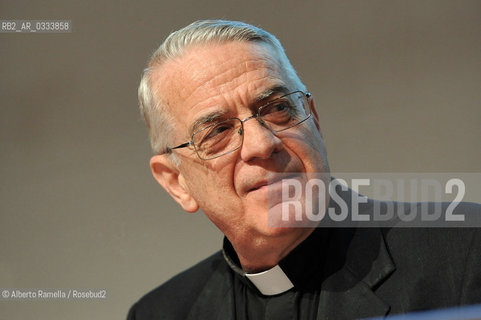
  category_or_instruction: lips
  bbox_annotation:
[244,173,301,195]
[248,180,269,192]
[237,154,306,198]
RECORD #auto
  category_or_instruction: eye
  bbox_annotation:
[260,99,296,124]
[273,101,291,112]
[269,99,296,115]
[204,124,231,139]
[195,120,237,147]
[193,119,242,157]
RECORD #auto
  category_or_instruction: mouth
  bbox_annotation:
[248,180,269,192]
[246,173,301,194]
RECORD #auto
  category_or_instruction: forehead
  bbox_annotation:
[152,41,288,128]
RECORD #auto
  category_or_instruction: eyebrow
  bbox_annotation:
[189,85,291,135]
[253,85,290,105]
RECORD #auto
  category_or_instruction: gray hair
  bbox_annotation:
[138,20,306,162]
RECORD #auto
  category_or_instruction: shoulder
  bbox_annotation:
[378,222,481,309]
[383,225,479,259]
[127,250,227,320]
[382,200,481,258]
[384,201,481,243]
[381,207,481,288]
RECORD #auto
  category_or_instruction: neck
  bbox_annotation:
[232,227,315,273]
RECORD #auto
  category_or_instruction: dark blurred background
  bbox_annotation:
[0,1,480,319]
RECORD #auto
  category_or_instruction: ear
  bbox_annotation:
[309,96,323,137]
[150,155,199,213]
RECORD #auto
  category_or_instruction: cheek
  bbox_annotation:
[186,160,240,206]
[284,128,329,172]
[189,163,248,234]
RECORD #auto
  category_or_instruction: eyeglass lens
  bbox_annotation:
[192,92,310,160]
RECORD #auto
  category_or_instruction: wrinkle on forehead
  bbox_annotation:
[155,42,286,113]
[197,58,279,97]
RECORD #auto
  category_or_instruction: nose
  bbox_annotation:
[239,117,283,162]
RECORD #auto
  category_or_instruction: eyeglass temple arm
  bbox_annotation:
[160,142,191,155]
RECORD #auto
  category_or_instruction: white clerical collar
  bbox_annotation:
[245,265,294,296]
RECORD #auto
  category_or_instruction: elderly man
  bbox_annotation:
[128,20,481,319]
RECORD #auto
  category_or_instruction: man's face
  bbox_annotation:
[151,41,330,256]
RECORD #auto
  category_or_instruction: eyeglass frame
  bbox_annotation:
[160,90,312,160]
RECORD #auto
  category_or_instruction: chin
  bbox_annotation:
[251,214,316,242]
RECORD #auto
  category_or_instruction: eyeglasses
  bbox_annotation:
[161,91,312,160]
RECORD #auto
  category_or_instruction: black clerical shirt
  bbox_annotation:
[222,228,330,320]
[128,199,481,320]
